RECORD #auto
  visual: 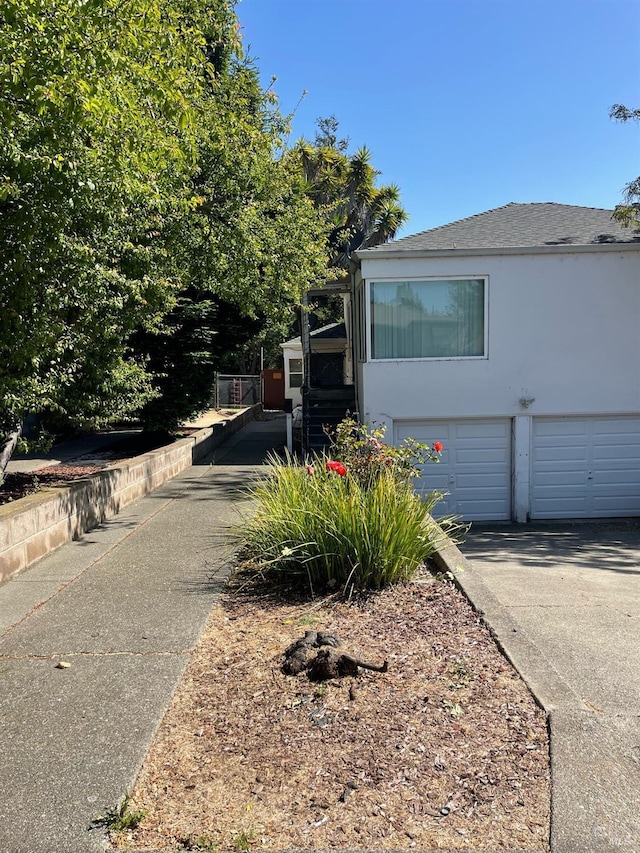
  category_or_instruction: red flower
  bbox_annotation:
[326,460,347,476]
[305,464,314,476]
[433,441,444,453]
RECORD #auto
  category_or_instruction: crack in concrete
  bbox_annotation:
[506,602,605,609]
[0,649,193,661]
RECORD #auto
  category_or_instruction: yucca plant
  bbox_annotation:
[241,450,451,593]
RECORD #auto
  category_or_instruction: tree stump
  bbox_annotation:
[281,631,388,680]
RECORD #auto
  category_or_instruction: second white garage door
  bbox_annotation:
[531,416,640,518]
[393,419,512,521]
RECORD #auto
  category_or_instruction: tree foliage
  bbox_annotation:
[0,0,215,434]
[289,116,408,272]
[0,0,328,449]
[610,104,640,228]
[134,52,328,430]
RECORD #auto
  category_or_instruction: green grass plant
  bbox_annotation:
[94,791,147,833]
[242,451,451,592]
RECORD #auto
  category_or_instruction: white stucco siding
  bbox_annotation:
[280,342,303,408]
[359,249,640,423]
[353,270,366,418]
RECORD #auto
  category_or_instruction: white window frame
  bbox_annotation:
[365,275,489,362]
[288,357,303,388]
[354,280,366,363]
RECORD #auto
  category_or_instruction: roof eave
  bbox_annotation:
[355,242,640,261]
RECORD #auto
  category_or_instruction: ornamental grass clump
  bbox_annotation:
[241,418,452,592]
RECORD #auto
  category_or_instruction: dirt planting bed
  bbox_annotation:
[111,569,550,851]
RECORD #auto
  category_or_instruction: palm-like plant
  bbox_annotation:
[290,121,408,271]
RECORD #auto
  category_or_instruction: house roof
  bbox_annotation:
[281,322,346,348]
[356,203,640,255]
[312,321,347,339]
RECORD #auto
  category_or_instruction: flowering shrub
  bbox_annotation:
[240,417,454,593]
[325,416,442,491]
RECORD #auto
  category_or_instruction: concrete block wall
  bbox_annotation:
[0,405,260,584]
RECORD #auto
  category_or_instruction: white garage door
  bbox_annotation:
[394,419,512,521]
[531,416,640,519]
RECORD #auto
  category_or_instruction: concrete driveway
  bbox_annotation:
[458,521,640,852]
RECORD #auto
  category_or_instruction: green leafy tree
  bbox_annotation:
[610,104,640,227]
[135,55,328,430]
[0,0,328,462]
[0,0,234,466]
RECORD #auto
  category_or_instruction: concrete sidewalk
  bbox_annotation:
[0,415,285,853]
[452,522,640,853]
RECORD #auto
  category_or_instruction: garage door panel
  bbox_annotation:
[594,495,640,513]
[593,444,640,461]
[456,448,509,464]
[534,420,588,437]
[535,471,587,487]
[535,462,588,475]
[534,446,588,462]
[532,497,588,516]
[455,472,509,489]
[594,417,640,433]
[532,416,640,519]
[594,469,640,485]
[455,421,507,438]
[395,419,511,521]
[457,498,509,520]
[395,424,449,442]
[592,458,640,471]
[418,472,450,491]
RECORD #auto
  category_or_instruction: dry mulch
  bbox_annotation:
[112,569,550,852]
[0,465,106,506]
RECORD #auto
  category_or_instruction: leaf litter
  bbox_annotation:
[112,568,550,851]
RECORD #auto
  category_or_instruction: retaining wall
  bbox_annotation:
[0,405,260,584]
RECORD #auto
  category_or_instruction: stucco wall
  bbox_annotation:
[281,342,303,408]
[358,248,640,428]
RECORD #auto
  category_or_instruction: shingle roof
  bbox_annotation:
[312,321,347,339]
[358,203,640,254]
[281,322,346,347]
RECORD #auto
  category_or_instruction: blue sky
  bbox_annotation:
[235,0,640,237]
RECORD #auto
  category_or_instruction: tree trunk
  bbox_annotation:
[0,424,22,476]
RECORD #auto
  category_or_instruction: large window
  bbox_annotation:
[370,278,486,360]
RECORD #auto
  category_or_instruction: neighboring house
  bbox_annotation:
[281,322,351,407]
[280,335,305,409]
[281,320,355,449]
[352,202,640,522]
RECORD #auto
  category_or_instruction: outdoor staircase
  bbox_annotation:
[304,387,357,454]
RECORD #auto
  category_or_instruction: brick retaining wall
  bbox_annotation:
[0,405,260,584]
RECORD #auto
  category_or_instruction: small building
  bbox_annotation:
[281,322,351,409]
[282,279,356,452]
